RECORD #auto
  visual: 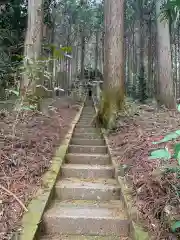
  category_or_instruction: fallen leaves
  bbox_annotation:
[0,97,79,240]
[108,102,180,239]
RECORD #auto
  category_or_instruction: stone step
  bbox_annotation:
[43,200,129,236]
[80,116,94,119]
[79,117,94,120]
[74,130,101,135]
[55,178,120,200]
[82,109,94,111]
[77,122,93,125]
[74,128,98,132]
[61,164,114,178]
[81,113,94,116]
[50,199,124,208]
[75,124,95,127]
[73,128,100,134]
[80,115,94,118]
[40,234,127,240]
[81,112,95,115]
[65,153,110,165]
[72,133,103,139]
[71,138,105,146]
[76,123,92,127]
[82,109,95,112]
[68,145,107,154]
[78,117,93,119]
[77,120,93,124]
[78,118,93,121]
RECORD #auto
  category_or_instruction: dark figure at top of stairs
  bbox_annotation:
[87,83,92,100]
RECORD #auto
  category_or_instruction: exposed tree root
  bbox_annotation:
[0,185,28,212]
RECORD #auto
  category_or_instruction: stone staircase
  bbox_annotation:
[40,102,130,240]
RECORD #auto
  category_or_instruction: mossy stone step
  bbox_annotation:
[43,199,129,236]
[65,153,110,165]
[40,235,126,240]
[71,138,105,146]
[72,133,103,139]
[68,145,107,154]
[61,164,114,178]
[55,178,121,201]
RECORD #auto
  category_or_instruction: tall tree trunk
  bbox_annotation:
[95,31,99,78]
[178,25,180,98]
[126,39,131,95]
[49,0,56,90]
[138,0,146,102]
[99,32,104,74]
[80,0,86,82]
[102,30,105,70]
[147,18,152,97]
[174,33,178,97]
[128,39,133,96]
[80,34,85,81]
[22,0,43,93]
[102,0,125,128]
[132,23,137,98]
[134,21,140,98]
[156,0,175,108]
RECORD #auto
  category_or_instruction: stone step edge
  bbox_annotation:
[65,153,110,165]
[70,138,105,142]
[69,144,107,148]
[47,199,125,209]
[55,178,120,188]
[61,164,114,178]
[61,163,113,169]
[40,234,124,240]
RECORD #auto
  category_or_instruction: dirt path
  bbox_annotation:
[0,97,80,240]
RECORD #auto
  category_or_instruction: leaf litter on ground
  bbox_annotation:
[0,97,80,240]
[108,101,180,240]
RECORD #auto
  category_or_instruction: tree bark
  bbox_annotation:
[95,31,99,78]
[22,0,43,92]
[147,18,152,97]
[139,6,146,102]
[80,34,85,81]
[156,0,176,108]
[102,0,125,128]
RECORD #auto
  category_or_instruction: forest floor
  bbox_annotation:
[0,97,80,240]
[108,101,180,240]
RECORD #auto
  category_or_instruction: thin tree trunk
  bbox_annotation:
[126,39,131,95]
[80,0,86,82]
[174,34,178,97]
[95,31,99,78]
[139,1,146,102]
[134,21,140,98]
[80,34,85,81]
[178,25,180,98]
[148,18,152,97]
[132,24,137,98]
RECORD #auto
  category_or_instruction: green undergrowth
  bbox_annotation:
[148,105,180,235]
[92,93,137,130]
[7,84,53,112]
